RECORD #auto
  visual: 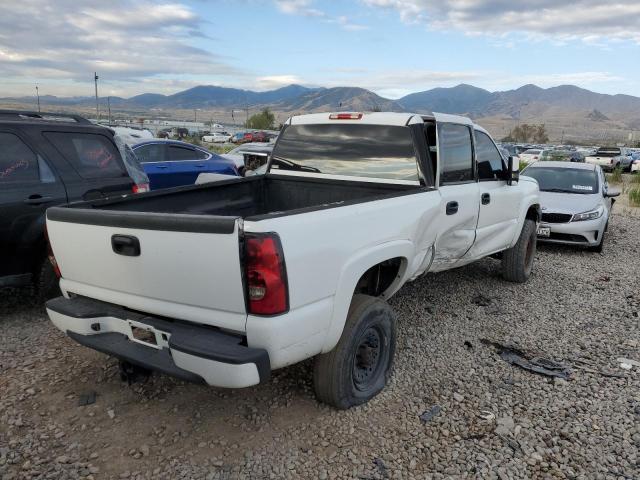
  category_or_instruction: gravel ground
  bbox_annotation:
[1,211,639,480]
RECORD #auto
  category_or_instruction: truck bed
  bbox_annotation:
[57,174,419,220]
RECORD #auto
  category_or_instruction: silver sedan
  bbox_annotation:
[521,161,620,252]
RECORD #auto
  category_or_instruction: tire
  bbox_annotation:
[34,258,61,303]
[589,222,607,253]
[313,294,396,409]
[501,219,537,283]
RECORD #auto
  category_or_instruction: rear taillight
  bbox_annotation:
[244,233,288,315]
[44,225,61,278]
[133,183,149,194]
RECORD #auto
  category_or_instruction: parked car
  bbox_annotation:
[522,161,618,252]
[541,150,585,163]
[100,125,154,146]
[631,152,640,173]
[221,142,274,172]
[585,147,630,172]
[0,109,147,299]
[231,132,252,144]
[202,132,232,143]
[519,148,546,165]
[132,139,239,190]
[45,111,540,409]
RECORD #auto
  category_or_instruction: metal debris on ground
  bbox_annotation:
[78,391,97,406]
[472,294,493,306]
[481,339,571,380]
[372,457,389,478]
[419,405,441,424]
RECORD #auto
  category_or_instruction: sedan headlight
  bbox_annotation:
[571,206,604,222]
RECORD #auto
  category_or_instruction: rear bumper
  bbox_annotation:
[46,296,270,388]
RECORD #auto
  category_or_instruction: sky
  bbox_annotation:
[1,0,640,99]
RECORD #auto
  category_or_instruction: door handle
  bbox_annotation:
[446,201,459,215]
[155,165,168,169]
[24,195,53,205]
[195,164,205,167]
[111,234,141,257]
[481,193,491,205]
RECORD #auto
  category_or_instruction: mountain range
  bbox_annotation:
[3,83,640,141]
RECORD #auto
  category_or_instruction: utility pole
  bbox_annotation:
[194,109,197,123]
[35,85,40,113]
[94,72,100,122]
[107,96,112,124]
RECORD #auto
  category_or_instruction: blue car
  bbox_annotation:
[132,139,239,190]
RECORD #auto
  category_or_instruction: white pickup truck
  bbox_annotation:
[45,112,540,409]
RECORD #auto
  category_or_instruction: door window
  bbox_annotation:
[44,132,126,179]
[438,124,473,184]
[0,132,40,184]
[168,146,198,161]
[475,131,506,181]
[135,144,166,163]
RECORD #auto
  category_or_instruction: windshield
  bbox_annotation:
[272,124,419,182]
[523,166,599,194]
[595,147,620,157]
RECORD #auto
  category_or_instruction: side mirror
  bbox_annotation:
[507,156,520,185]
[604,187,621,198]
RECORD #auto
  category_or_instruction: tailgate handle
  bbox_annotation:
[111,235,141,257]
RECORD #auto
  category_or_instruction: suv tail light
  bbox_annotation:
[133,183,149,194]
[244,233,288,315]
[44,225,61,278]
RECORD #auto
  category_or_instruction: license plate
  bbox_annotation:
[537,227,550,237]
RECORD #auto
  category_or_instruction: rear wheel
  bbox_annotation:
[313,294,396,409]
[501,219,537,283]
[34,257,61,303]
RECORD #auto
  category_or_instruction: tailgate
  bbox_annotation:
[46,207,247,332]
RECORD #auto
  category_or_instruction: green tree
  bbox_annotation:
[245,108,275,130]
[505,123,549,143]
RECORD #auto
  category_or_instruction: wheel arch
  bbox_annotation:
[321,240,414,353]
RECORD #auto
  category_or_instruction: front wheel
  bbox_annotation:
[313,295,396,409]
[501,219,537,283]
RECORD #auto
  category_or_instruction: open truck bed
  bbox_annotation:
[56,174,418,219]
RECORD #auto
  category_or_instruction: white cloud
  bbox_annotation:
[274,0,368,31]
[361,0,640,43]
[0,0,245,96]
[255,75,304,90]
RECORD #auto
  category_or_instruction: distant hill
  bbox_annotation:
[277,87,402,112]
[3,83,640,142]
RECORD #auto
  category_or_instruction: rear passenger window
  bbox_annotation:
[135,144,165,163]
[438,124,473,184]
[0,132,39,183]
[168,146,199,161]
[475,131,505,181]
[44,132,126,179]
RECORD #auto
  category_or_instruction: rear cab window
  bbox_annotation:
[44,132,126,179]
[475,131,506,181]
[272,124,420,183]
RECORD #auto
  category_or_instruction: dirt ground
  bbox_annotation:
[1,211,639,480]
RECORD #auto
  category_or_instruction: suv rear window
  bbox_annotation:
[44,132,126,179]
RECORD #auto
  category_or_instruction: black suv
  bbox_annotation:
[0,110,146,298]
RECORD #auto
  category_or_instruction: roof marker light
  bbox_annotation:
[329,113,363,120]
